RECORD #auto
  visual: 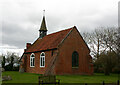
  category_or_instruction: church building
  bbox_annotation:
[19,14,93,75]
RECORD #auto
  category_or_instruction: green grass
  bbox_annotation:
[2,71,119,83]
[0,78,2,84]
[57,73,118,83]
[2,71,41,83]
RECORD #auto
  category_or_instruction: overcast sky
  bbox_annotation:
[0,0,118,56]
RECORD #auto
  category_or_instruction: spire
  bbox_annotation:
[39,10,47,31]
[39,10,48,38]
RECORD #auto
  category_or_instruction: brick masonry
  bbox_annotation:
[54,27,93,75]
[20,27,93,75]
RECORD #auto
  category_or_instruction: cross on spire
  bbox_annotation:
[43,10,45,17]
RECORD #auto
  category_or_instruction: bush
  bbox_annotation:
[13,66,19,71]
[4,64,19,71]
[4,64,13,71]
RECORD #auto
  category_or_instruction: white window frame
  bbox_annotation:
[40,52,45,67]
[30,53,35,67]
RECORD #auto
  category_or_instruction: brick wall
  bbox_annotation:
[54,27,93,75]
[24,50,54,74]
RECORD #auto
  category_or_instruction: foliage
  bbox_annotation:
[2,56,5,68]
[98,51,118,75]
[10,55,14,70]
[13,66,20,71]
[82,27,119,75]
[4,64,13,71]
[1,52,20,71]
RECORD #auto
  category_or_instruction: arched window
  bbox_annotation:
[40,52,45,67]
[30,53,35,67]
[72,51,79,67]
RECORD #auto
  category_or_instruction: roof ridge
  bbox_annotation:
[46,27,73,37]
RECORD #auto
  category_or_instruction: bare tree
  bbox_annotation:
[82,27,119,75]
[82,27,118,58]
[101,27,118,53]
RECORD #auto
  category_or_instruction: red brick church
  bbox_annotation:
[19,15,93,75]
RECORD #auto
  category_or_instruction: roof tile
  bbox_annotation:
[25,27,73,53]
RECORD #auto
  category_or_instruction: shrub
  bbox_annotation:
[4,64,13,71]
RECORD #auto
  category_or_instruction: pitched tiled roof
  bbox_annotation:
[25,27,73,53]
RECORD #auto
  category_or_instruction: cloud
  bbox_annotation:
[2,20,38,48]
[1,0,118,51]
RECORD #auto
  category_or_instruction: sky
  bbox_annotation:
[0,0,119,56]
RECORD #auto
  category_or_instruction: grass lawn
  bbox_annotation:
[2,71,119,83]
[0,78,2,84]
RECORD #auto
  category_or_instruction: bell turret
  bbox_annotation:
[39,10,47,38]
